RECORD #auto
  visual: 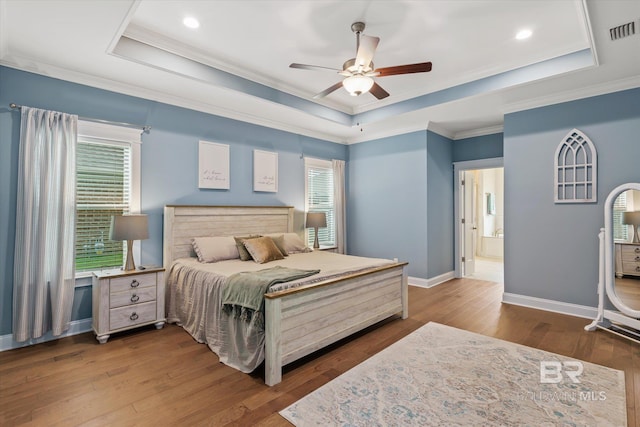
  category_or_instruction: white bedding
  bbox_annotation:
[166,251,393,373]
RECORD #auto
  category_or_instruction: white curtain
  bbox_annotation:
[13,107,78,342]
[332,159,347,254]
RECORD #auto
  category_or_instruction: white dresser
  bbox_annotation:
[92,267,165,343]
[614,243,640,278]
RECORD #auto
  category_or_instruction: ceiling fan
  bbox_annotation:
[290,22,432,100]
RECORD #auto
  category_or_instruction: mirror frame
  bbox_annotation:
[604,182,640,318]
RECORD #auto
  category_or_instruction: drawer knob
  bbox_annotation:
[636,266,640,272]
[636,256,640,262]
[635,248,640,254]
[130,279,140,288]
[131,294,140,303]
[130,312,139,321]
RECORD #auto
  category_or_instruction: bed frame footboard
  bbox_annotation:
[264,262,408,386]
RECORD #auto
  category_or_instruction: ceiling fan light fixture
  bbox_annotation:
[343,75,374,96]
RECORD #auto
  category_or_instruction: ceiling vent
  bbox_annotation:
[609,21,636,41]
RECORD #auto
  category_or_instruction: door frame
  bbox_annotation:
[453,157,504,278]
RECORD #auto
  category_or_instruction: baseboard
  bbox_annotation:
[502,292,597,320]
[0,318,93,352]
[409,271,455,289]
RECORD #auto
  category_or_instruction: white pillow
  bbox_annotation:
[191,236,240,263]
[264,232,308,254]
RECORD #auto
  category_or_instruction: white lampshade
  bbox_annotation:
[109,214,149,271]
[622,211,640,226]
[342,75,374,96]
[109,215,149,241]
[306,212,327,228]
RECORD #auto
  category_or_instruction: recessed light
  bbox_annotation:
[516,29,532,40]
[183,16,200,29]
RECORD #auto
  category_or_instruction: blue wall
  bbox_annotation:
[504,88,640,306]
[347,130,456,280]
[347,131,429,278]
[6,61,637,341]
[453,133,503,162]
[427,131,454,278]
[0,66,346,336]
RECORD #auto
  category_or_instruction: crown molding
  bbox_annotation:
[579,0,599,67]
[504,74,640,115]
[453,124,504,140]
[0,59,348,145]
[427,122,455,139]
[122,23,352,115]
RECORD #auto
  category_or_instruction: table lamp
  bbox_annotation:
[622,211,640,244]
[109,214,149,271]
[306,212,327,249]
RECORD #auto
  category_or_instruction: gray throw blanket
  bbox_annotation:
[222,266,320,327]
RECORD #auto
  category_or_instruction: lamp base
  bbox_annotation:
[123,239,136,271]
[313,227,320,249]
[633,226,640,244]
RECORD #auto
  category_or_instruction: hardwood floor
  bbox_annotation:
[1,278,638,426]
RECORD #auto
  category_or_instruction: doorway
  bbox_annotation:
[454,158,504,284]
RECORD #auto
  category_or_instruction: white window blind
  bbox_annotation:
[305,158,335,247]
[75,121,141,272]
[76,140,132,271]
[613,191,629,241]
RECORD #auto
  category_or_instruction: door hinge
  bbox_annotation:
[461,218,465,224]
[461,180,465,185]
[462,257,466,262]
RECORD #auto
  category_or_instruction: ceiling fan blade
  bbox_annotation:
[355,35,379,69]
[313,81,345,99]
[374,62,432,77]
[369,82,390,100]
[290,63,341,72]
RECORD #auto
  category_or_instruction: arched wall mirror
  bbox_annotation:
[586,183,640,340]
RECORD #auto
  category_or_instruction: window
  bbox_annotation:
[614,191,629,242]
[305,157,335,247]
[75,121,141,272]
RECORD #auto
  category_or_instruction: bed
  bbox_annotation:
[163,205,408,386]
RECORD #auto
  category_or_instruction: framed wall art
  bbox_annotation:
[554,129,597,203]
[253,149,278,192]
[198,140,230,189]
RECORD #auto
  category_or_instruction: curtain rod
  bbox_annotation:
[9,103,151,133]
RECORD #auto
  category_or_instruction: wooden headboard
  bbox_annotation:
[163,205,295,269]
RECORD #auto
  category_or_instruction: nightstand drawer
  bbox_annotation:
[110,301,157,330]
[110,273,156,293]
[622,263,640,275]
[621,253,640,263]
[621,245,640,256]
[110,287,156,309]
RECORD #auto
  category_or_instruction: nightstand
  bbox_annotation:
[615,242,640,278]
[92,267,165,344]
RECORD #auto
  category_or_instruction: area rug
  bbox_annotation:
[280,322,626,426]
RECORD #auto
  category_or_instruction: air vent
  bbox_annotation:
[610,21,636,41]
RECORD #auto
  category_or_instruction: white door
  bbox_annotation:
[463,171,476,276]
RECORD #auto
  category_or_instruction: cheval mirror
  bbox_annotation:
[586,182,640,341]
